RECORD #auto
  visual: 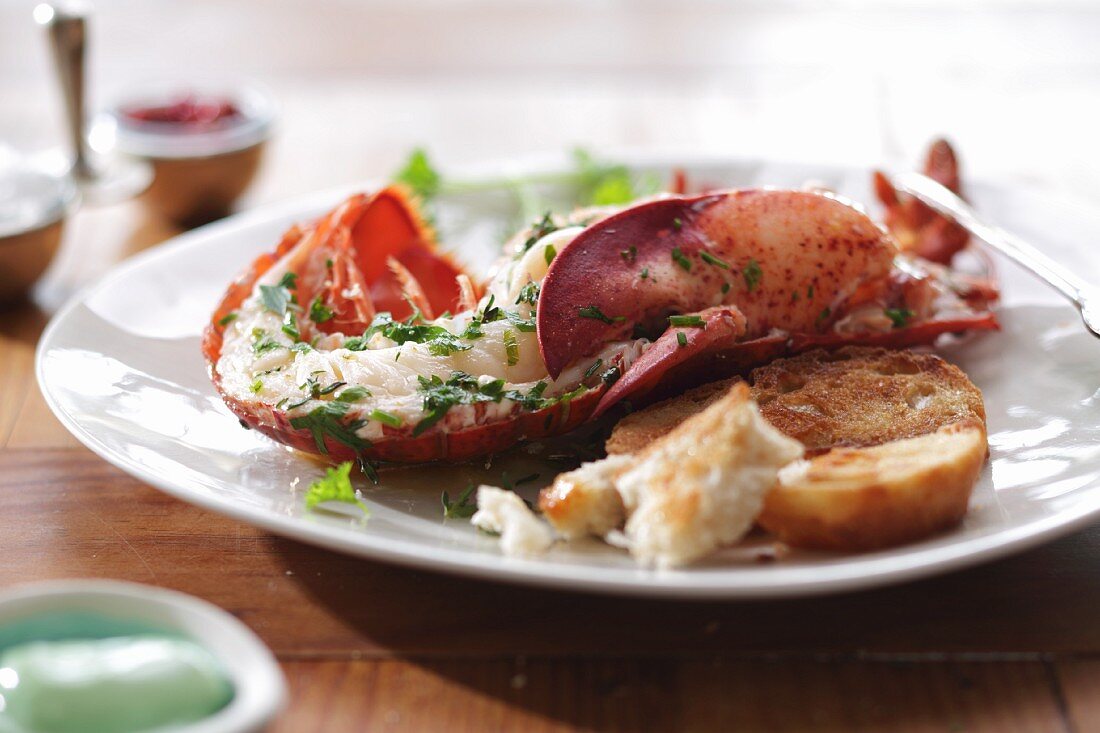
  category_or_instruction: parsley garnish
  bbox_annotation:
[336,386,371,402]
[217,312,238,327]
[816,306,832,326]
[370,409,403,428]
[522,213,559,253]
[620,246,637,263]
[671,247,692,272]
[578,305,625,325]
[260,272,298,316]
[504,310,536,332]
[544,244,557,266]
[503,381,550,411]
[807,285,815,300]
[281,310,301,341]
[250,378,263,394]
[640,267,649,280]
[504,329,520,366]
[584,359,603,379]
[251,328,283,355]
[885,308,915,328]
[305,462,369,514]
[309,296,335,324]
[442,483,478,519]
[743,259,762,292]
[515,281,540,306]
[720,282,731,295]
[677,332,688,347]
[669,314,706,328]
[414,372,505,436]
[393,148,441,200]
[672,217,683,231]
[358,311,472,357]
[700,251,730,269]
[289,401,369,454]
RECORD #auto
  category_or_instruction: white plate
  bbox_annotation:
[36,154,1100,599]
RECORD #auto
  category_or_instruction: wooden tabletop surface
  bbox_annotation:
[4,2,1100,730]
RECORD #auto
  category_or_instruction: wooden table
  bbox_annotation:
[4,1,1100,729]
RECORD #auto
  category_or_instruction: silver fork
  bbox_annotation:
[890,171,1100,340]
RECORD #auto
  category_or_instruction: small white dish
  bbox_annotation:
[34,153,1100,598]
[0,580,285,732]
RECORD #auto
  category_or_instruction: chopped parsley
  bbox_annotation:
[505,310,536,332]
[700,251,730,269]
[503,381,550,411]
[677,332,688,348]
[721,282,731,295]
[413,372,504,436]
[640,267,649,280]
[370,409,403,428]
[251,328,283,355]
[393,148,441,201]
[584,359,603,379]
[743,259,763,292]
[504,329,520,366]
[885,308,915,328]
[522,213,560,253]
[355,311,473,357]
[336,386,371,403]
[669,314,706,328]
[289,401,369,454]
[620,246,637,263]
[807,285,815,300]
[442,483,477,519]
[544,244,557,266]
[500,472,540,490]
[250,378,263,394]
[260,272,298,316]
[672,217,683,231]
[816,306,832,326]
[217,312,238,327]
[671,247,692,272]
[305,461,369,514]
[515,281,540,306]
[281,310,301,341]
[578,305,625,325]
[309,296,335,324]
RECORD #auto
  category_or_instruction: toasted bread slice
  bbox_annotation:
[758,421,986,550]
[605,378,739,455]
[750,347,986,456]
[608,347,985,457]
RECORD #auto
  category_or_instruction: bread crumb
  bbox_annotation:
[472,486,554,557]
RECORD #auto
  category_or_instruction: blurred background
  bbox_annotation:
[1,0,1099,297]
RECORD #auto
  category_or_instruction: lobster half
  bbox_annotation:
[204,148,997,465]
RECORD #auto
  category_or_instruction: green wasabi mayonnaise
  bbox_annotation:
[0,635,233,733]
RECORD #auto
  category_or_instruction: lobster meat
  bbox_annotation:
[204,160,998,466]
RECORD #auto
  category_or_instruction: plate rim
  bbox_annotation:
[34,152,1100,599]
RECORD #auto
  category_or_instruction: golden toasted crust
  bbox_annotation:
[750,347,985,456]
[607,348,986,457]
[758,421,986,551]
[605,378,740,455]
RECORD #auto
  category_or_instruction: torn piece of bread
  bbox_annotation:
[539,454,633,539]
[608,347,986,457]
[472,486,554,557]
[759,421,986,551]
[540,383,803,567]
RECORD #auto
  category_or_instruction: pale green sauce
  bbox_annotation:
[0,613,233,733]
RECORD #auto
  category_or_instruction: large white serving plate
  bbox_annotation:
[36,154,1100,598]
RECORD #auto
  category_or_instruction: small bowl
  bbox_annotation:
[95,83,275,227]
[0,580,286,733]
[0,155,77,303]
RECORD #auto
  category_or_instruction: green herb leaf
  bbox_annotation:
[393,148,441,200]
[700,251,730,269]
[544,244,557,266]
[669,314,706,328]
[289,401,369,454]
[584,359,603,379]
[522,213,559,253]
[309,296,335,324]
[336,386,371,402]
[671,247,692,272]
[677,332,688,347]
[442,483,478,519]
[305,462,369,514]
[515,281,540,306]
[503,329,519,366]
[217,312,238,327]
[250,378,263,394]
[251,328,284,355]
[370,409,403,428]
[504,310,537,332]
[743,259,762,292]
[885,307,915,328]
[578,305,625,325]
